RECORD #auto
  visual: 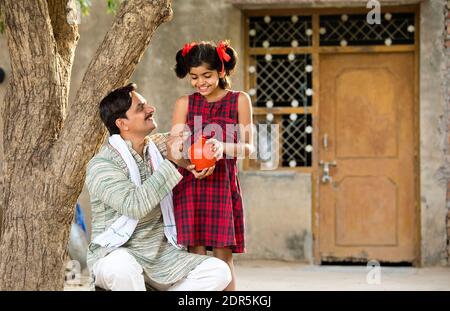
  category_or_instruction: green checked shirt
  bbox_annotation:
[85,133,207,286]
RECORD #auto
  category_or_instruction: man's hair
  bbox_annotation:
[99,83,137,135]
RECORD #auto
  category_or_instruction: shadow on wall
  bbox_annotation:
[286,230,312,261]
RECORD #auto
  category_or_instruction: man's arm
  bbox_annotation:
[85,156,181,220]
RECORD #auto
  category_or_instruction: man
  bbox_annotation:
[85,83,231,291]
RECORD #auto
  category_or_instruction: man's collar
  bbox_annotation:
[123,139,133,149]
[144,136,150,146]
[121,136,151,162]
[120,135,150,151]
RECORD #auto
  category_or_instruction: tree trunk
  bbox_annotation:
[0,0,172,290]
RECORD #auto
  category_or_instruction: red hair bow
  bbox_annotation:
[182,42,197,57]
[216,41,231,75]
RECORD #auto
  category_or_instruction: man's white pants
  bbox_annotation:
[92,248,232,291]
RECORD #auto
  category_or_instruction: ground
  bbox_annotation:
[234,260,450,291]
[64,259,450,291]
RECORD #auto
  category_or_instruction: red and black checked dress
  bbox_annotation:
[172,91,245,253]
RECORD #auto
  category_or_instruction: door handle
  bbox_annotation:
[319,160,337,184]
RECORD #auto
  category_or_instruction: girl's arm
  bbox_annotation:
[208,92,255,159]
[171,96,215,178]
[171,95,189,138]
[170,96,190,168]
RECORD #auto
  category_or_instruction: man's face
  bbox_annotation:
[122,91,157,136]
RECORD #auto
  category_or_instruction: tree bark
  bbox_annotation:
[0,0,172,290]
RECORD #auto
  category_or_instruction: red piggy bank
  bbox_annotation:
[188,135,216,171]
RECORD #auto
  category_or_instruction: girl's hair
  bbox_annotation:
[174,41,238,89]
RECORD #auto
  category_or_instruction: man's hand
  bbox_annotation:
[166,135,184,165]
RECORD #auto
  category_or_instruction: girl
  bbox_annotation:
[171,40,254,291]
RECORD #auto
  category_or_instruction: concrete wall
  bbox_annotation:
[445,0,450,264]
[237,172,313,262]
[419,0,448,266]
[228,0,422,8]
[0,0,449,266]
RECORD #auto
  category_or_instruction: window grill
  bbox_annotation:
[319,13,415,46]
[254,54,312,108]
[281,114,313,168]
[245,10,416,170]
[249,15,312,48]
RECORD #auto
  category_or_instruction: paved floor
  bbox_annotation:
[64,260,450,291]
[234,260,450,291]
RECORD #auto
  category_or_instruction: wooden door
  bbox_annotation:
[318,52,417,263]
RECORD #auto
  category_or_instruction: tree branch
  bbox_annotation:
[49,0,173,194]
[47,0,79,114]
[1,0,64,163]
[47,0,79,67]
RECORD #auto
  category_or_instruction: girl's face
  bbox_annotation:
[189,63,223,97]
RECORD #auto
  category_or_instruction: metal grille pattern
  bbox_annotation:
[281,114,313,167]
[255,54,312,107]
[248,15,312,47]
[247,11,415,169]
[320,13,415,46]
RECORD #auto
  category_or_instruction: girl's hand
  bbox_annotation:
[206,138,224,160]
[186,165,215,179]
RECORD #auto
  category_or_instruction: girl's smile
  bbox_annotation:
[198,85,210,94]
[189,63,224,100]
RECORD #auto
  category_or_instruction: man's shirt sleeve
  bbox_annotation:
[85,157,182,220]
[149,132,170,158]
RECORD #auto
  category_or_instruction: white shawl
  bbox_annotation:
[92,134,181,249]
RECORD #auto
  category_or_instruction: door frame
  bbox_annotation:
[311,5,421,265]
[317,52,418,263]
